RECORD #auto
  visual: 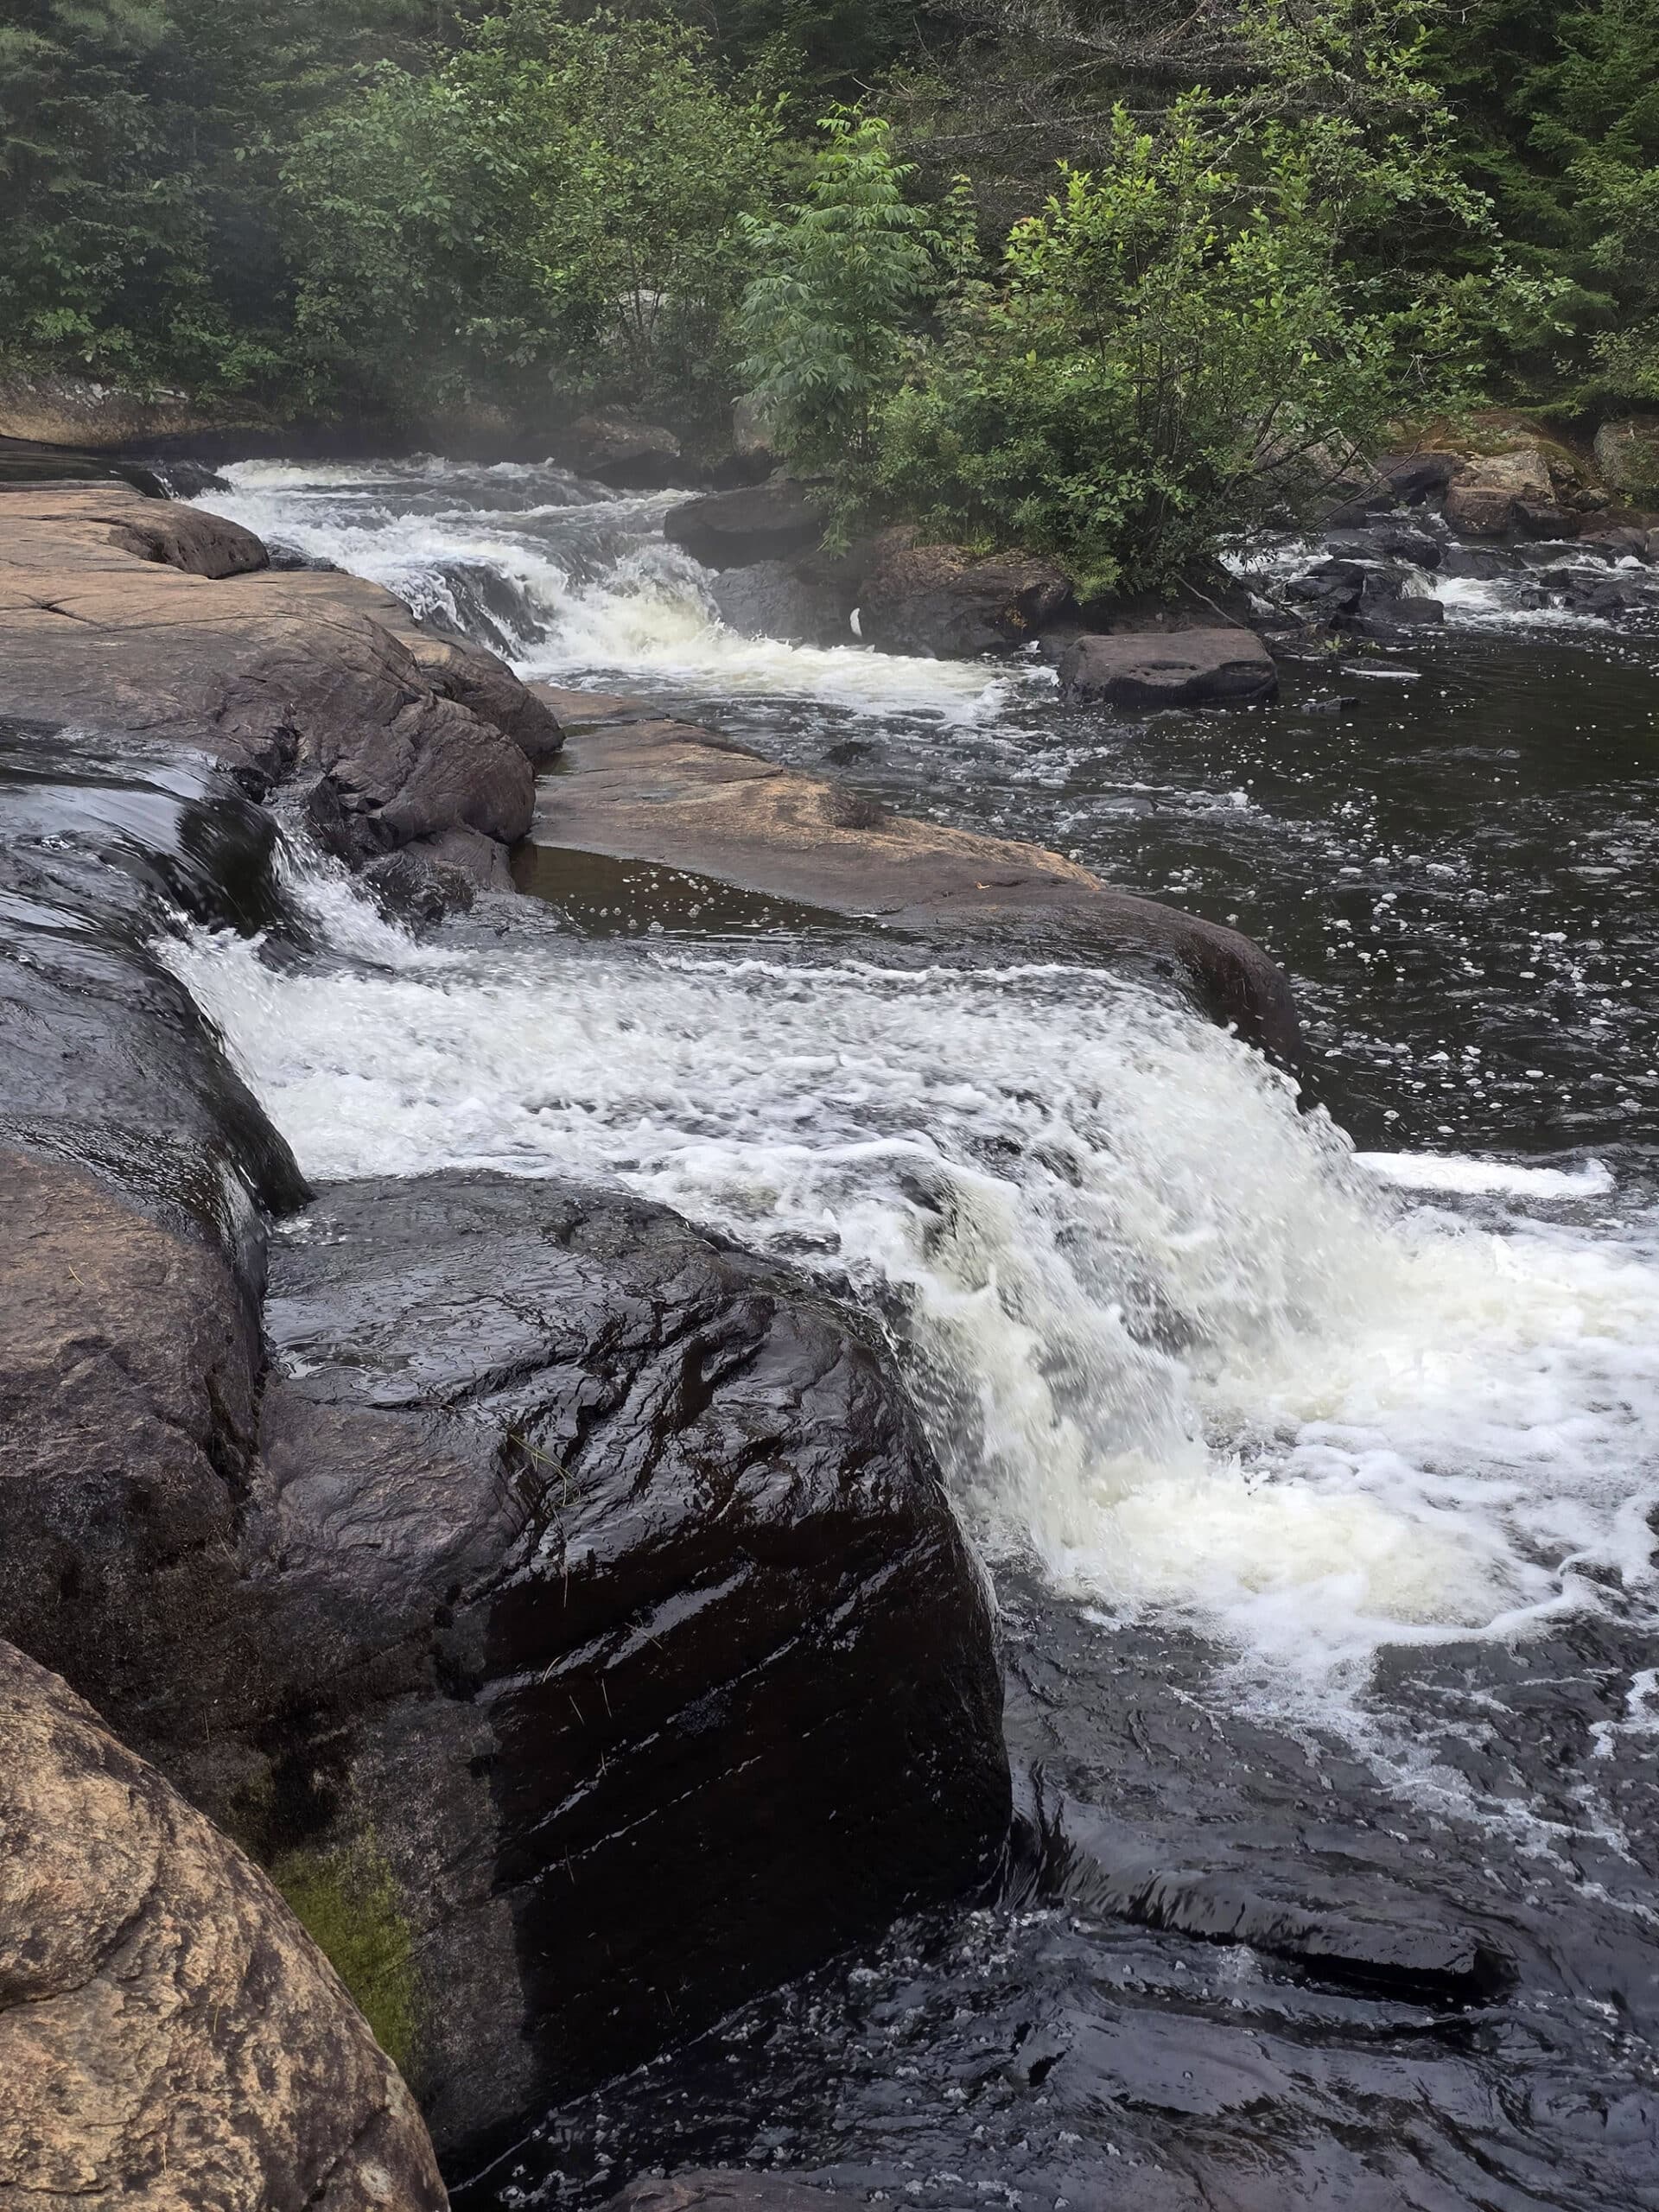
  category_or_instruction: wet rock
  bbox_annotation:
[854,531,1076,657]
[1043,1791,1511,2008]
[570,410,683,490]
[530,721,1301,1063]
[0,1638,448,2211]
[251,1173,1010,2152]
[1580,522,1655,561]
[1444,444,1568,537]
[1376,449,1465,505]
[1325,523,1446,569]
[0,434,168,495]
[1592,416,1659,502]
[0,726,309,1241]
[711,558,852,646]
[361,847,475,925]
[0,1147,274,1754]
[1440,543,1515,581]
[409,823,517,893]
[0,486,547,862]
[1057,626,1278,709]
[664,480,824,569]
[1560,576,1634,619]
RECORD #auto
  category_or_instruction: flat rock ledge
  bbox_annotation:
[0,482,561,883]
[528,709,1300,1065]
[0,1637,448,2212]
[1057,627,1279,709]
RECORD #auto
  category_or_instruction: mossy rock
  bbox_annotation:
[272,1834,420,2077]
[1594,417,1659,500]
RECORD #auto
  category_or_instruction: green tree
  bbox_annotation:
[0,0,448,393]
[874,82,1498,594]
[283,4,782,416]
[737,112,941,472]
[1427,0,1659,394]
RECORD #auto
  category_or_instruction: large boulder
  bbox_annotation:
[1593,416,1659,503]
[854,531,1076,657]
[0,1135,1008,2162]
[250,1173,1010,2152]
[1443,444,1568,537]
[0,1638,448,2210]
[0,485,556,864]
[710,558,852,646]
[569,409,684,490]
[664,480,824,569]
[1057,626,1279,709]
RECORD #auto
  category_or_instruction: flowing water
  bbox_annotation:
[186,458,1659,2210]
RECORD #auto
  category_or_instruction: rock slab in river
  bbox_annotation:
[855,531,1076,657]
[0,1637,448,2210]
[0,484,558,864]
[1057,626,1279,709]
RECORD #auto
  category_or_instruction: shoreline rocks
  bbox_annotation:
[0,483,561,880]
[0,1637,449,2209]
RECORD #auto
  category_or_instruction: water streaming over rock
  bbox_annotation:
[187,454,1659,2212]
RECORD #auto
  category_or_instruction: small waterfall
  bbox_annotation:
[169,879,1659,1730]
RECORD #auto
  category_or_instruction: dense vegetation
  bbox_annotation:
[3,0,1656,582]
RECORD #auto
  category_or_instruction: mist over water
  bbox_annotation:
[191,454,1659,2211]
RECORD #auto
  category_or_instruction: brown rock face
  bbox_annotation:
[1057,627,1279,709]
[1442,445,1567,538]
[0,1637,448,2212]
[526,720,1300,1065]
[855,531,1077,657]
[0,1150,271,1755]
[0,484,558,863]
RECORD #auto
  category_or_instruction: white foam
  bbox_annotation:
[200,460,1039,725]
[168,907,1659,1726]
[1358,1152,1615,1199]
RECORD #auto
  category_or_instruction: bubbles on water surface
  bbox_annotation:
[170,903,1659,1731]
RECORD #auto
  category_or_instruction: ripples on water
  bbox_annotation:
[188,457,1659,2211]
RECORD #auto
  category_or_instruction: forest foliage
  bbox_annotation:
[3,0,1656,581]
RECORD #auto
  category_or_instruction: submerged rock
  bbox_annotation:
[664,480,824,569]
[0,1637,448,2210]
[1057,627,1279,709]
[606,2178,845,2212]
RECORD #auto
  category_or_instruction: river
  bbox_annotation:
[182,456,1659,2211]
